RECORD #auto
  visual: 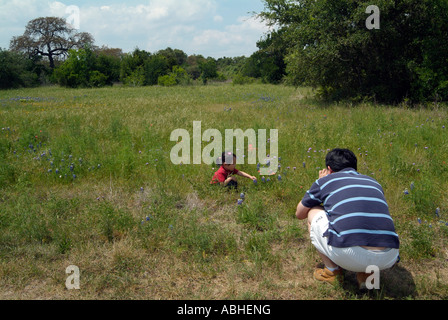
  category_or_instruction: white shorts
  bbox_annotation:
[310,211,399,273]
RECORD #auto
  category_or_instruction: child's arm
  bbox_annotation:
[236,170,257,181]
[222,176,236,186]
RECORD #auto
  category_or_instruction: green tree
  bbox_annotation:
[158,65,190,86]
[144,54,170,85]
[0,49,38,89]
[185,55,204,80]
[260,0,448,103]
[198,58,218,84]
[241,31,286,84]
[157,47,188,70]
[53,47,108,88]
[124,65,145,87]
[95,46,123,85]
[120,48,151,83]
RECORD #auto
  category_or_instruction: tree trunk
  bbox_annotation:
[48,54,55,69]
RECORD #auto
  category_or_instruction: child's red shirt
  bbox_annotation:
[211,166,239,184]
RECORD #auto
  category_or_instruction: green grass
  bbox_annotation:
[0,83,448,300]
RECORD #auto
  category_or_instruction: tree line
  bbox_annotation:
[0,17,285,90]
[258,0,448,104]
[2,0,448,105]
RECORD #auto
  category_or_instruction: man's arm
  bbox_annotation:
[296,201,311,220]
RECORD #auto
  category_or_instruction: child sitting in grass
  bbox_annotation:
[210,151,257,189]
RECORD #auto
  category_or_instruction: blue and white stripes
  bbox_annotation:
[301,168,399,249]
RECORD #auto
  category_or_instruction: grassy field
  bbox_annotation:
[0,83,447,300]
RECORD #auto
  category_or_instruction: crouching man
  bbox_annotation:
[296,148,400,289]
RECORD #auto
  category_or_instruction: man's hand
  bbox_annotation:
[319,168,331,179]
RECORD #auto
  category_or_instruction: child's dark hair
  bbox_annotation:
[217,151,236,166]
[325,148,357,172]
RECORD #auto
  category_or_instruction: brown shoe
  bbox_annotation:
[313,267,343,285]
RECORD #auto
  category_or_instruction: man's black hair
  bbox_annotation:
[325,148,358,172]
[217,151,236,166]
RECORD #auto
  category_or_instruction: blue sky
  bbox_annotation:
[0,0,271,58]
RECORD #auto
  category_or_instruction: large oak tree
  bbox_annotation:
[10,17,94,69]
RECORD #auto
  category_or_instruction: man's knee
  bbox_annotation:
[307,206,325,232]
[308,206,325,224]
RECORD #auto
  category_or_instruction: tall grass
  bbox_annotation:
[0,84,447,299]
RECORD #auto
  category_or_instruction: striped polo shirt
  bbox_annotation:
[301,168,399,249]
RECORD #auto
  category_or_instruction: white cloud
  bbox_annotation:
[73,0,218,49]
[0,0,269,57]
[192,15,271,57]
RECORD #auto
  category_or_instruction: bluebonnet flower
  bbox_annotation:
[404,189,409,195]
[278,175,282,181]
[237,199,243,205]
[240,193,245,199]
